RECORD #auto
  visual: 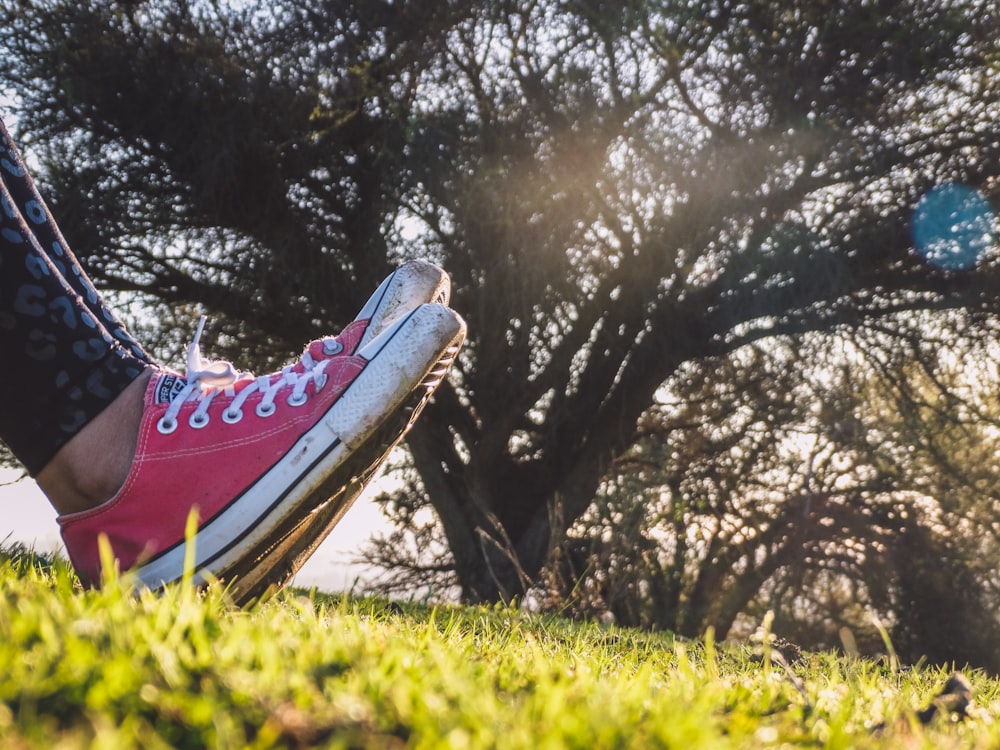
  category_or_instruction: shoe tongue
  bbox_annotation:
[153,373,189,404]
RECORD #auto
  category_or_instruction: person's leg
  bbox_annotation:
[0,173,149,496]
[0,117,154,365]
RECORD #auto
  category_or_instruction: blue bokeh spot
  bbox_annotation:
[911,183,996,270]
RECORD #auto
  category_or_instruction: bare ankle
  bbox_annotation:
[36,369,153,516]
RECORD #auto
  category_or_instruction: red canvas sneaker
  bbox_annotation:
[58,302,466,590]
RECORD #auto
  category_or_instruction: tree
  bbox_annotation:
[3,0,1000,604]
[530,314,1000,670]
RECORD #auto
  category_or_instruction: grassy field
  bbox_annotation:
[1,546,998,749]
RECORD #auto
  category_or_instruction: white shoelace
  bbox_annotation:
[156,317,337,434]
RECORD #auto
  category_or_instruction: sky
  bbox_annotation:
[0,467,388,594]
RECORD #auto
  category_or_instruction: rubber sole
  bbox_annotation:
[132,304,465,591]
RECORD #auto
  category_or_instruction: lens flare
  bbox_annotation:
[911,183,996,270]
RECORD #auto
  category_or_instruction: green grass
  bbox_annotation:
[2,547,999,749]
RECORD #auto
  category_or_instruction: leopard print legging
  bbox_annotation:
[0,116,156,474]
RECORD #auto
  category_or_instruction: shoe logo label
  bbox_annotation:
[155,374,188,404]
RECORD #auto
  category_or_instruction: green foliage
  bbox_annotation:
[1,546,999,749]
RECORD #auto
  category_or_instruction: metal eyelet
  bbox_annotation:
[189,412,210,429]
[222,408,243,424]
[256,401,277,418]
[157,416,178,434]
[287,391,308,407]
[322,339,344,356]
